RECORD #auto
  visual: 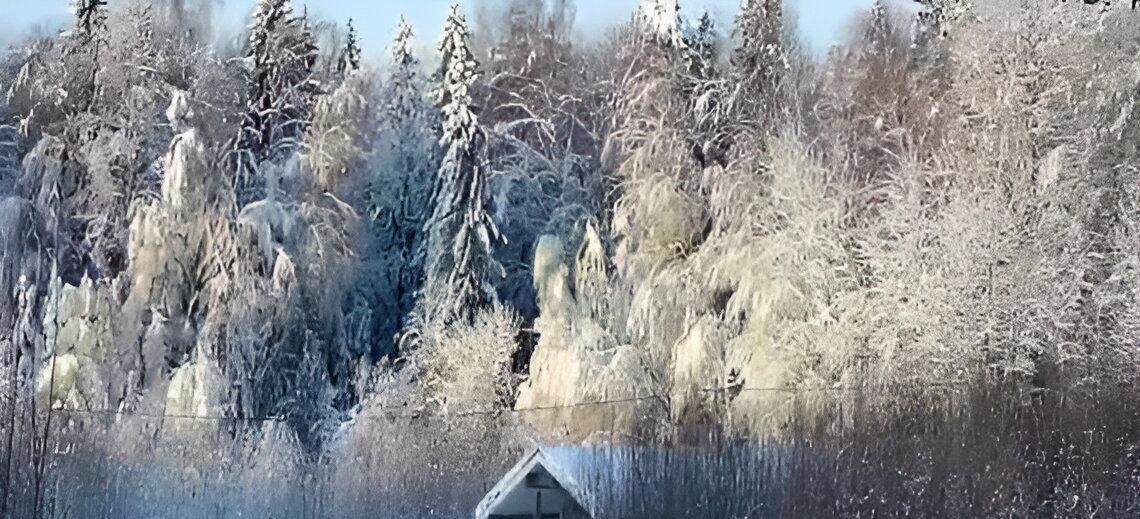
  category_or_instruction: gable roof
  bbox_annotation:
[477,442,798,518]
[475,446,596,518]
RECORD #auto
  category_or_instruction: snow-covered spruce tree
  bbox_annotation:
[731,0,787,120]
[235,0,319,207]
[62,0,109,114]
[678,10,733,170]
[0,110,18,194]
[365,17,438,357]
[863,0,893,59]
[914,0,971,42]
[638,0,686,49]
[336,18,362,78]
[420,4,504,325]
[128,1,157,68]
[685,11,719,80]
[72,0,109,47]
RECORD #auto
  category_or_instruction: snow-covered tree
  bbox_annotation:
[72,0,109,43]
[639,0,686,48]
[363,17,439,357]
[482,0,585,157]
[67,0,109,67]
[479,0,602,319]
[864,0,893,58]
[814,0,939,187]
[246,0,288,67]
[0,113,18,194]
[685,11,719,80]
[306,70,373,193]
[128,1,157,67]
[489,0,574,78]
[732,0,786,113]
[386,18,429,131]
[336,18,362,77]
[62,0,110,113]
[420,4,504,324]
[914,0,971,42]
[235,0,320,206]
[678,11,732,169]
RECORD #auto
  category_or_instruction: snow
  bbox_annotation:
[639,0,686,47]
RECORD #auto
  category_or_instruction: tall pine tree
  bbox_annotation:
[64,0,109,113]
[421,4,503,324]
[864,0,892,58]
[235,0,319,206]
[379,16,436,253]
[336,18,362,77]
[130,1,157,67]
[73,0,109,41]
[914,0,971,42]
[732,0,786,118]
[638,0,686,49]
[365,17,439,356]
[685,11,719,80]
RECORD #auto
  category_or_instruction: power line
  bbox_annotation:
[53,407,284,423]
[45,380,974,423]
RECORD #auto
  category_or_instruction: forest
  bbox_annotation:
[2,0,1140,516]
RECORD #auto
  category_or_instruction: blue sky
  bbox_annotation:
[2,0,876,57]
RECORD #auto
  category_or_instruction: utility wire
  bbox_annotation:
[46,380,975,423]
[52,407,285,423]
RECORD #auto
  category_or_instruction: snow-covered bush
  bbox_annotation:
[421,303,520,414]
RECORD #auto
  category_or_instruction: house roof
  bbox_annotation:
[475,446,596,518]
[476,442,798,518]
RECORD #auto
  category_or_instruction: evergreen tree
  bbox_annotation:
[0,117,18,195]
[128,1,158,70]
[681,11,730,169]
[246,0,288,66]
[385,18,432,145]
[236,0,319,206]
[421,4,503,324]
[380,16,436,246]
[73,0,109,41]
[64,0,109,112]
[638,0,686,49]
[336,18,362,77]
[864,0,892,58]
[914,0,971,42]
[685,11,719,80]
[366,17,439,356]
[732,0,786,111]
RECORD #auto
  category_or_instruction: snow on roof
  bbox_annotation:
[476,441,798,518]
[475,447,593,518]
